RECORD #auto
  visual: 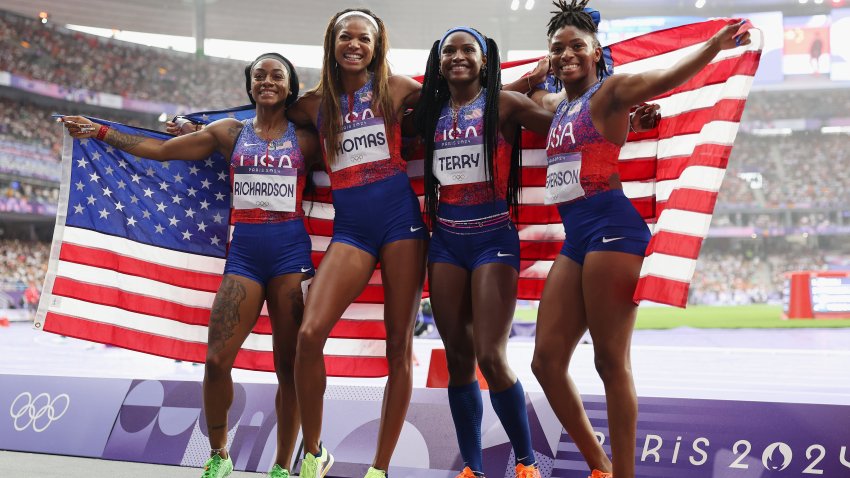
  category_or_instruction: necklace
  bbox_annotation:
[253,118,287,143]
[450,87,484,130]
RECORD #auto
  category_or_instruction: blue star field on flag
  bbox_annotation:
[65,119,230,258]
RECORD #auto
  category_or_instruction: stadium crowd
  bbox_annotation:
[689,248,831,305]
[0,240,49,291]
[1,10,244,109]
[741,88,850,122]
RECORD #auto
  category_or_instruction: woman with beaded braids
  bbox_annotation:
[412,27,553,478]
[285,9,428,478]
[530,2,750,478]
[62,53,321,478]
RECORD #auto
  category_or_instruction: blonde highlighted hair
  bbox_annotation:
[313,8,395,165]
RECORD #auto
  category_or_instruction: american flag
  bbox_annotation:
[37,119,388,377]
[500,19,763,307]
[39,19,761,374]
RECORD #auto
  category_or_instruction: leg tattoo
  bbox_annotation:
[208,277,247,354]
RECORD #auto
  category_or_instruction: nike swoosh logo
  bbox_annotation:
[496,252,514,257]
[300,267,312,273]
[602,236,625,243]
[244,142,260,147]
[410,226,424,232]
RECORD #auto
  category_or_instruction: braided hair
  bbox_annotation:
[413,29,522,227]
[244,53,299,106]
[547,0,607,80]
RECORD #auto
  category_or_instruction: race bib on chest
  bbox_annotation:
[233,166,297,212]
[433,136,487,186]
[545,152,584,204]
[331,117,390,172]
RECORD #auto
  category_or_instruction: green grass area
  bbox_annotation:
[513,305,850,329]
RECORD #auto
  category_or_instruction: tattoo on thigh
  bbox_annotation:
[208,278,247,354]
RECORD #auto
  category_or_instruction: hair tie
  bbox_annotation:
[439,27,487,55]
[335,11,380,32]
[583,7,601,28]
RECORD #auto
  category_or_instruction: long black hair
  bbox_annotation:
[244,52,299,106]
[547,0,607,80]
[413,29,522,226]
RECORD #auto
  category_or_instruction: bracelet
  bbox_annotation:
[95,124,110,141]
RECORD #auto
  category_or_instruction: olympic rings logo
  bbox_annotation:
[9,392,70,432]
[451,173,466,181]
[255,201,270,208]
[350,154,364,163]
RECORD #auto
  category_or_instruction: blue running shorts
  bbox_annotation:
[557,189,650,265]
[224,220,314,285]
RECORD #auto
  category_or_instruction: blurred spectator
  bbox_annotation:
[0,239,49,290]
[23,280,40,318]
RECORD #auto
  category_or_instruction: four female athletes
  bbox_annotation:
[61,3,750,478]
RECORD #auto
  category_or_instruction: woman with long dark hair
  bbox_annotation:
[412,27,553,478]
[285,9,428,478]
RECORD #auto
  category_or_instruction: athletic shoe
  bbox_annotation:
[268,464,290,478]
[301,445,335,478]
[588,470,613,478]
[515,463,541,478]
[455,467,482,478]
[364,466,387,478]
[201,454,233,478]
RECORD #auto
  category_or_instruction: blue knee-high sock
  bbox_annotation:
[490,380,535,466]
[447,380,484,473]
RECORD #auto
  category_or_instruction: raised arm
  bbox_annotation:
[605,20,750,111]
[499,90,554,137]
[287,93,320,128]
[61,116,242,161]
[390,74,424,113]
[503,57,550,97]
[295,126,323,171]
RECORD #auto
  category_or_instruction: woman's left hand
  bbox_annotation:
[711,20,751,51]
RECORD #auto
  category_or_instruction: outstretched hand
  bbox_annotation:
[58,116,101,139]
[711,19,751,51]
[166,117,202,136]
[631,103,661,132]
[529,56,551,83]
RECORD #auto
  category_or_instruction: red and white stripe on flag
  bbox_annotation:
[39,126,389,377]
[505,19,763,307]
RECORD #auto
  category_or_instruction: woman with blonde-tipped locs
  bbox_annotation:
[531,2,750,477]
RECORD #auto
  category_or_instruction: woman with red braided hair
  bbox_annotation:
[531,2,750,477]
[286,9,427,478]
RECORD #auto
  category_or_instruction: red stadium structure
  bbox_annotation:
[784,270,850,319]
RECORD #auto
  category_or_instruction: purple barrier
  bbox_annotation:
[1,375,849,477]
[4,71,195,116]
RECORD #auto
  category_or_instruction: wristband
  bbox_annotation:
[95,124,110,141]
